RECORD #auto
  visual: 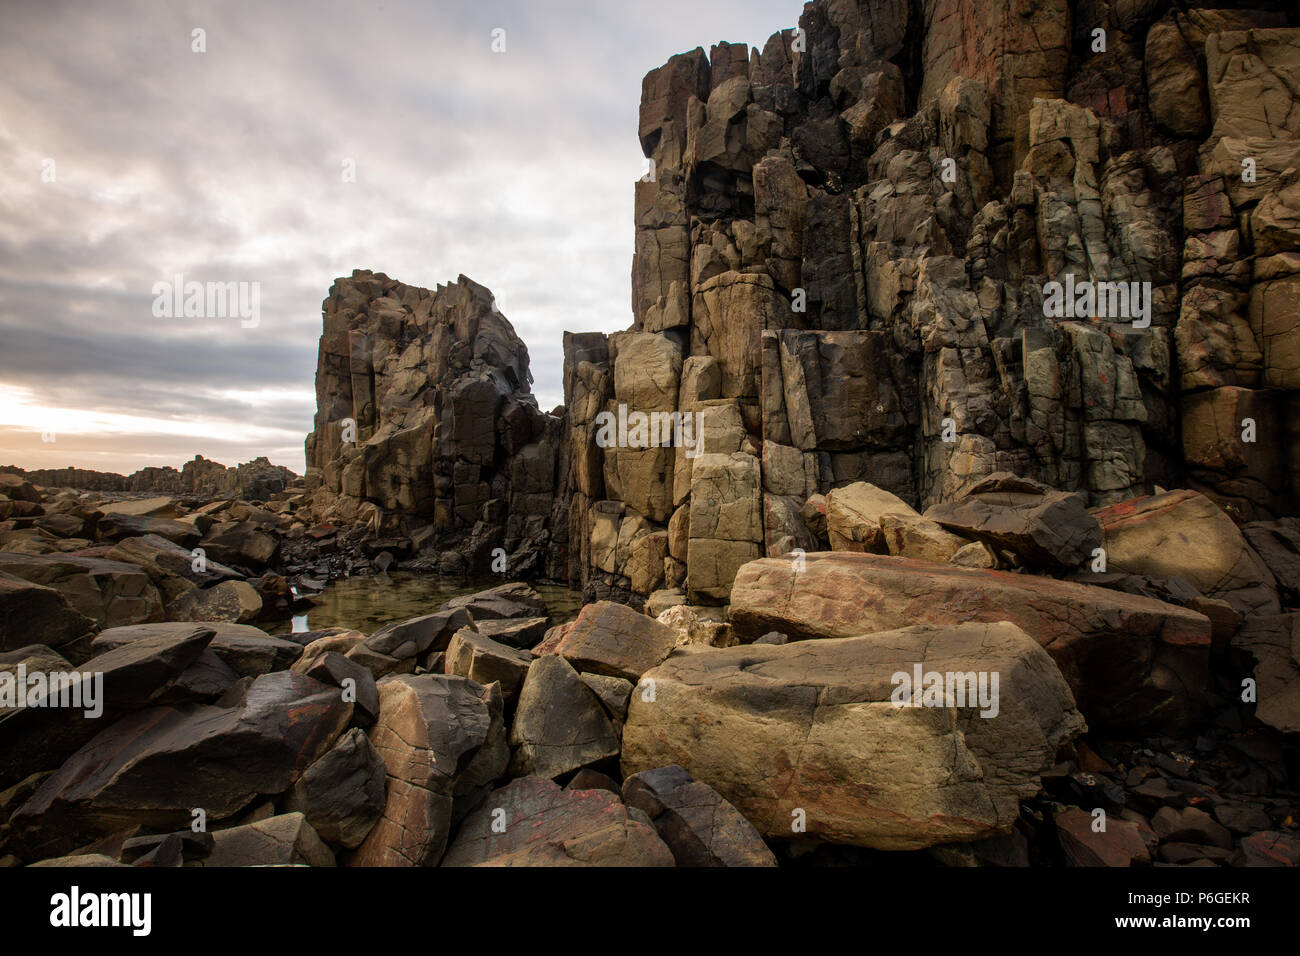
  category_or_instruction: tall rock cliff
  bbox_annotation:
[563,0,1300,605]
[304,270,565,578]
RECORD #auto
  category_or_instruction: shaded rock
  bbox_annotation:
[579,672,634,721]
[364,607,472,660]
[200,813,334,867]
[1232,613,1300,734]
[165,580,262,624]
[284,728,386,849]
[472,616,550,650]
[0,552,163,629]
[509,655,620,779]
[304,652,379,727]
[0,625,213,788]
[11,670,352,857]
[0,571,96,654]
[91,622,300,677]
[440,775,674,867]
[622,764,776,867]
[1152,807,1233,849]
[443,582,547,621]
[925,473,1101,572]
[1054,807,1150,867]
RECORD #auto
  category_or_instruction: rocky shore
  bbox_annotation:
[3,0,1300,867]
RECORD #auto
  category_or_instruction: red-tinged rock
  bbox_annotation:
[1092,490,1280,617]
[440,775,675,867]
[1054,807,1150,867]
[729,552,1211,733]
[1238,830,1300,867]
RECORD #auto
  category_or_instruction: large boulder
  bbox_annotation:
[1092,490,1280,617]
[729,552,1211,733]
[199,812,335,867]
[0,626,214,788]
[165,580,262,624]
[622,621,1084,851]
[349,674,508,867]
[284,727,386,849]
[824,482,918,552]
[440,775,675,866]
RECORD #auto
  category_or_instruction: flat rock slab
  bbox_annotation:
[198,812,335,867]
[91,621,301,677]
[622,621,1085,851]
[11,670,352,858]
[440,775,675,867]
[443,582,547,621]
[509,655,620,779]
[0,625,214,788]
[730,552,1211,733]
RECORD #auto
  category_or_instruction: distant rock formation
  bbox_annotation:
[561,0,1300,605]
[1,456,296,500]
[303,270,565,579]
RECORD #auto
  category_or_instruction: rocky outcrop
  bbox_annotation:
[1,456,297,500]
[303,271,564,579]
[559,1,1300,606]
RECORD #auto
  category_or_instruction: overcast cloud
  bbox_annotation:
[0,0,798,474]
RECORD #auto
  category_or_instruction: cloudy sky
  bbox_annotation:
[0,0,798,475]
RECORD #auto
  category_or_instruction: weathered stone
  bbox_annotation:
[284,728,386,849]
[440,776,674,867]
[623,621,1084,850]
[730,552,1210,733]
[350,675,507,867]
[552,601,678,681]
[622,764,776,867]
[1093,491,1280,617]
[200,813,335,867]
[444,626,532,701]
[509,655,620,779]
[91,622,301,677]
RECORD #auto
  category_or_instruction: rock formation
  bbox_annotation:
[303,270,566,579]
[561,0,1300,607]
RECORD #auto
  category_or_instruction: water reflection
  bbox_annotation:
[272,572,585,636]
